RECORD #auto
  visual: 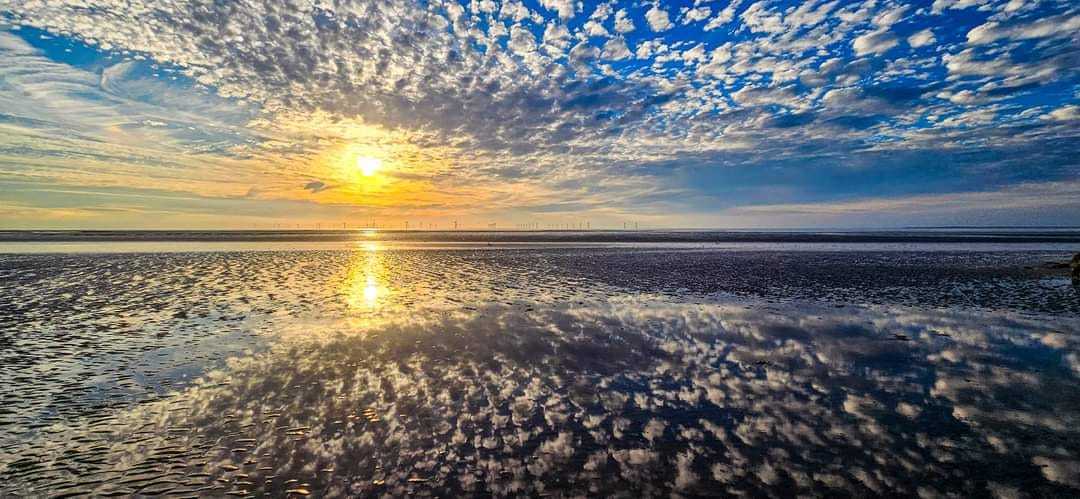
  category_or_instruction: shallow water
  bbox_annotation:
[1,246,1078,497]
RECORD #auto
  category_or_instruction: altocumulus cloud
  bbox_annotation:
[0,0,1079,226]
[304,181,332,194]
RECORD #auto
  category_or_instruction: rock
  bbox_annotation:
[1073,253,1080,284]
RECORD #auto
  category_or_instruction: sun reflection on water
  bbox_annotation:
[344,242,386,313]
[363,275,379,307]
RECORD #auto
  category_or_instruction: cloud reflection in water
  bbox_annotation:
[5,291,1078,497]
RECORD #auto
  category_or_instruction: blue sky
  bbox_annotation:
[0,0,1078,228]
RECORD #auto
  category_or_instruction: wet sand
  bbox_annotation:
[1,245,1079,497]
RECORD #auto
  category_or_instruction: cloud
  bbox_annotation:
[303,180,332,193]
[539,0,577,20]
[583,19,610,38]
[508,24,537,54]
[601,37,632,61]
[542,21,571,54]
[683,7,712,25]
[908,28,936,48]
[645,6,673,32]
[1043,105,1080,122]
[740,2,784,34]
[873,5,909,26]
[966,14,1080,45]
[705,0,745,30]
[614,9,635,33]
[853,28,898,55]
[931,0,994,15]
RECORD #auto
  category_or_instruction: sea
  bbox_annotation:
[1,229,1078,497]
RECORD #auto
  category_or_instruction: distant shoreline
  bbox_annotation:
[2,229,1080,244]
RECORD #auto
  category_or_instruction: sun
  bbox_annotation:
[357,156,382,176]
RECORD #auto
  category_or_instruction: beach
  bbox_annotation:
[1,233,1079,496]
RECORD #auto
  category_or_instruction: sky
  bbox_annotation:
[0,0,1078,229]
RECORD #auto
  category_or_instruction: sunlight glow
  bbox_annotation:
[363,276,379,306]
[344,241,386,313]
[357,156,381,176]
